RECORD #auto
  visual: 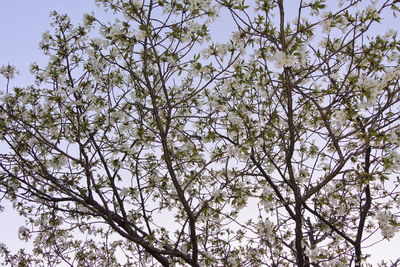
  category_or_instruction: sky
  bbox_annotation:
[0,0,400,265]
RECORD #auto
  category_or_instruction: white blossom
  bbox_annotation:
[0,64,18,79]
[333,109,347,125]
[18,226,31,241]
[321,18,332,34]
[273,51,295,68]
[135,29,147,41]
[376,211,398,239]
[120,187,130,197]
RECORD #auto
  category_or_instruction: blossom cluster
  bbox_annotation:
[0,64,18,79]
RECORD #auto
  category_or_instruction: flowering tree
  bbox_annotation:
[1,0,400,266]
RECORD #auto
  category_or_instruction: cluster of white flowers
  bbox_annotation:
[383,66,400,83]
[338,16,349,34]
[227,256,240,267]
[185,0,218,16]
[201,43,231,60]
[165,55,177,66]
[135,29,147,41]
[228,112,243,126]
[305,247,327,263]
[189,61,214,79]
[272,51,295,68]
[257,219,274,240]
[231,31,246,55]
[297,43,309,66]
[0,110,9,131]
[130,0,141,8]
[202,251,216,264]
[357,75,383,107]
[18,226,31,241]
[120,187,130,198]
[0,64,18,79]
[296,168,309,184]
[90,37,109,50]
[109,22,124,37]
[328,194,348,216]
[365,5,380,20]
[329,72,340,81]
[82,12,95,27]
[214,43,229,57]
[38,30,57,55]
[321,259,347,267]
[387,128,400,145]
[376,211,398,239]
[332,39,342,51]
[333,108,347,126]
[317,37,328,49]
[384,149,400,171]
[226,145,240,158]
[260,185,275,211]
[189,61,202,77]
[321,18,332,34]
[319,12,333,34]
[49,156,67,169]
[41,30,51,43]
[211,188,227,200]
[7,179,20,191]
[384,28,398,39]
[0,243,7,252]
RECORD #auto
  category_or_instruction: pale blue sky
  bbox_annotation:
[0,0,400,265]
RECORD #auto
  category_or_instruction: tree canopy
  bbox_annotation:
[1,0,400,266]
